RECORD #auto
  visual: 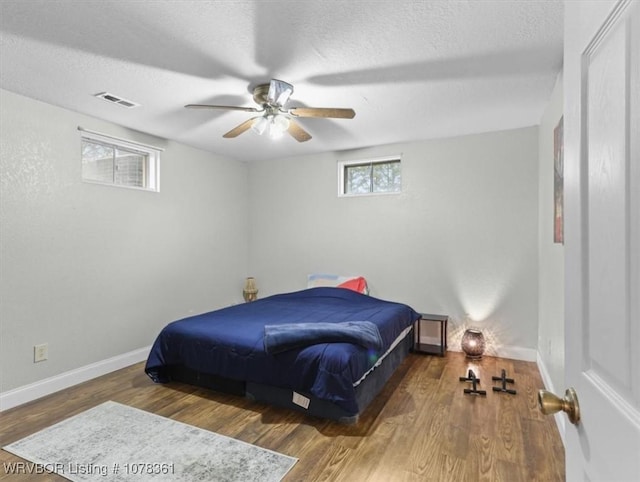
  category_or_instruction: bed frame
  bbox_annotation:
[165,328,414,424]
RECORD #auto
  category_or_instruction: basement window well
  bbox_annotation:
[79,128,161,192]
[338,156,401,196]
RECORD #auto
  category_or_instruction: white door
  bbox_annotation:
[564,0,640,481]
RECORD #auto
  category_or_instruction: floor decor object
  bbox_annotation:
[460,328,486,359]
[492,369,517,395]
[3,401,297,481]
[459,369,487,396]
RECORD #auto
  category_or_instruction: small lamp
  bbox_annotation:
[243,277,258,302]
[461,328,485,359]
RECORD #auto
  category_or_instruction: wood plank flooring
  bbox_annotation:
[0,352,564,481]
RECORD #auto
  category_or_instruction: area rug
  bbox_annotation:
[3,401,297,481]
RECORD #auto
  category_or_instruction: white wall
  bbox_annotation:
[537,73,565,394]
[0,89,249,395]
[248,127,540,358]
[0,86,549,408]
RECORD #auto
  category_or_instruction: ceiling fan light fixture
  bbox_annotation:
[252,114,290,139]
[268,79,294,106]
[251,116,270,135]
[185,78,351,142]
[269,115,290,139]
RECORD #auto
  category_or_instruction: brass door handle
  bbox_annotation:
[538,387,581,425]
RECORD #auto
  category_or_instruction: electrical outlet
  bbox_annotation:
[34,343,48,363]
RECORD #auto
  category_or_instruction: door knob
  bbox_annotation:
[538,387,581,425]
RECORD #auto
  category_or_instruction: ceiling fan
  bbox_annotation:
[185,79,355,142]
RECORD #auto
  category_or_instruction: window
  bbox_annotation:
[338,156,401,196]
[80,129,160,192]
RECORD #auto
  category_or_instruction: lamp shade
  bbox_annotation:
[243,277,258,302]
[251,114,290,139]
[269,115,290,139]
[461,329,485,359]
[252,117,269,135]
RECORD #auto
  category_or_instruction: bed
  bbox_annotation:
[145,286,420,423]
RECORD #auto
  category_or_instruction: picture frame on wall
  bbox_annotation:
[553,116,564,244]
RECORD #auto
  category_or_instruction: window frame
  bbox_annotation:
[337,155,402,197]
[80,129,161,192]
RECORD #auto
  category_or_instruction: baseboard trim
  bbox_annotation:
[0,346,151,412]
[417,335,442,346]
[0,344,543,412]
[536,351,566,445]
[447,344,537,362]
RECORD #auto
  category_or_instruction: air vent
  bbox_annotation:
[94,92,140,108]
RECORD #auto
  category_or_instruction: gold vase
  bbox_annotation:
[243,277,258,302]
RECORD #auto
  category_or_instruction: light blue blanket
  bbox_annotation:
[264,321,383,355]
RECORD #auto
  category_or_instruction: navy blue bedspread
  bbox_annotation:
[145,287,420,415]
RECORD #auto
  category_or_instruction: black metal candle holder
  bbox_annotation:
[492,369,516,395]
[459,369,486,396]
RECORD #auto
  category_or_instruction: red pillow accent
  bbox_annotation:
[337,277,368,294]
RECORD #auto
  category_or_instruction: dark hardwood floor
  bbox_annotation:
[0,351,564,481]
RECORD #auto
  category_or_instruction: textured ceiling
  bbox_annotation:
[0,0,563,162]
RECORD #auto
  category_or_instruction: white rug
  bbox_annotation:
[3,401,297,481]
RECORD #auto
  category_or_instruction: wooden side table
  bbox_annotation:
[414,313,448,356]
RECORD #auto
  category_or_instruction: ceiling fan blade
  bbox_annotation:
[287,119,312,142]
[223,117,258,138]
[267,79,294,106]
[185,104,260,113]
[289,107,356,119]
